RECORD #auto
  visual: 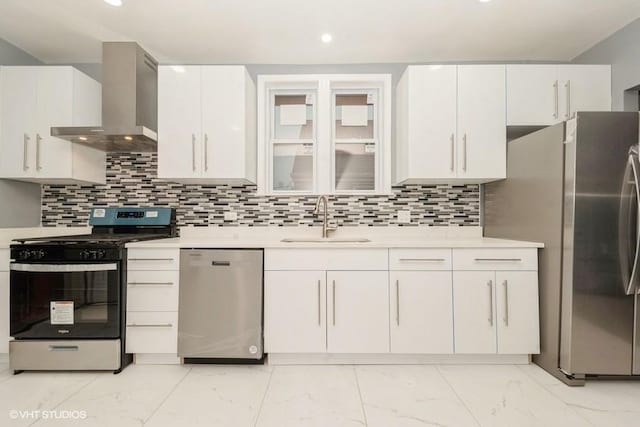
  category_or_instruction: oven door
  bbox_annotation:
[10,262,121,339]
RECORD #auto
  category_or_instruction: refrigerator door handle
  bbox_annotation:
[621,153,640,295]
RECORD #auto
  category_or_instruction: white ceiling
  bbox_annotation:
[0,0,639,65]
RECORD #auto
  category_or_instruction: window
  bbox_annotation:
[258,75,391,195]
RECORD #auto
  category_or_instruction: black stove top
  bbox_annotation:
[13,233,171,245]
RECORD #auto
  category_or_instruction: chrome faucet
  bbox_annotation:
[314,195,337,238]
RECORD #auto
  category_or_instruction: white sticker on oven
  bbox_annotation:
[145,210,158,218]
[50,301,74,325]
[93,208,106,218]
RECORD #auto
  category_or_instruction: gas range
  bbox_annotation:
[8,207,177,374]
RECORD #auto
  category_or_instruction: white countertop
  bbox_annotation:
[0,227,91,249]
[126,226,543,249]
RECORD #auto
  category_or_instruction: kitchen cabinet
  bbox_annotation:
[452,249,540,355]
[326,271,389,353]
[506,64,611,126]
[158,65,256,183]
[0,272,7,354]
[395,65,506,184]
[453,271,498,354]
[264,271,326,353]
[390,271,453,354]
[126,249,180,362]
[0,66,105,184]
[495,271,540,354]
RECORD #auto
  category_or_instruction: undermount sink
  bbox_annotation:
[281,237,371,243]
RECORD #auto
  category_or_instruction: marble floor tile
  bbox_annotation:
[519,363,640,427]
[256,365,366,427]
[437,364,592,427]
[0,371,98,427]
[32,364,191,427]
[146,364,273,427]
[356,365,480,427]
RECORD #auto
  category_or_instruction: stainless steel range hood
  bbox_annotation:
[51,42,158,152]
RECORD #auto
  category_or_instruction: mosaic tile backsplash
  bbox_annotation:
[41,153,480,227]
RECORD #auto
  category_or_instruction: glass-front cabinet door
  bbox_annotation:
[271,91,316,193]
[332,91,378,192]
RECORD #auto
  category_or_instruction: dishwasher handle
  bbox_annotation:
[211,260,231,266]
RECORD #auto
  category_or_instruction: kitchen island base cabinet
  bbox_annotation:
[390,271,454,354]
[264,271,327,354]
[327,271,389,354]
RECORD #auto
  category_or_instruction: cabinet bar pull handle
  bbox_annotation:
[396,279,400,326]
[127,324,173,328]
[317,280,321,326]
[211,261,231,266]
[49,345,78,351]
[488,280,493,326]
[553,80,559,119]
[474,258,522,262]
[23,134,30,170]
[399,258,445,262]
[332,280,336,326]
[565,80,571,119]
[129,258,175,262]
[128,282,174,286]
[36,133,42,171]
[462,134,467,172]
[204,133,209,171]
[191,133,196,171]
[450,133,455,172]
[503,280,509,326]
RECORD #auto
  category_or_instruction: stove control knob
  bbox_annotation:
[91,251,98,260]
[80,250,90,260]
[97,250,106,259]
[19,250,30,260]
[37,250,46,260]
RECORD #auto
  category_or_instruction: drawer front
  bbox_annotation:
[128,249,179,271]
[390,249,452,270]
[126,312,178,354]
[265,248,388,270]
[127,271,179,312]
[453,248,538,271]
[0,249,9,271]
[10,339,120,371]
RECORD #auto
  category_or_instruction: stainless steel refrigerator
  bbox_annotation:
[485,112,640,385]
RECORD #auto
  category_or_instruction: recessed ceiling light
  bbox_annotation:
[124,136,133,141]
[321,33,333,44]
[104,0,122,6]
[78,136,88,141]
[171,65,186,73]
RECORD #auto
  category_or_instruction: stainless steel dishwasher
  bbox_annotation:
[178,249,264,361]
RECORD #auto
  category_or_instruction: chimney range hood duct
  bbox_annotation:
[51,42,158,152]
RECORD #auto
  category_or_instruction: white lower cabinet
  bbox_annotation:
[264,271,326,353]
[453,271,497,354]
[1,270,8,354]
[327,271,389,354]
[390,271,454,354]
[125,250,180,362]
[453,270,540,354]
[496,271,540,354]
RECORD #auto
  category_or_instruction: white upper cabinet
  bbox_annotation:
[506,64,611,126]
[457,65,506,181]
[158,65,256,183]
[396,65,457,182]
[395,65,506,184]
[0,66,105,184]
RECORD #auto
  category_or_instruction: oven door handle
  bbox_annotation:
[10,263,118,272]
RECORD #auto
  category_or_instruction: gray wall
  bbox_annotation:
[573,18,640,111]
[0,37,42,227]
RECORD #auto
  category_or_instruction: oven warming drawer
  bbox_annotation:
[9,340,121,371]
